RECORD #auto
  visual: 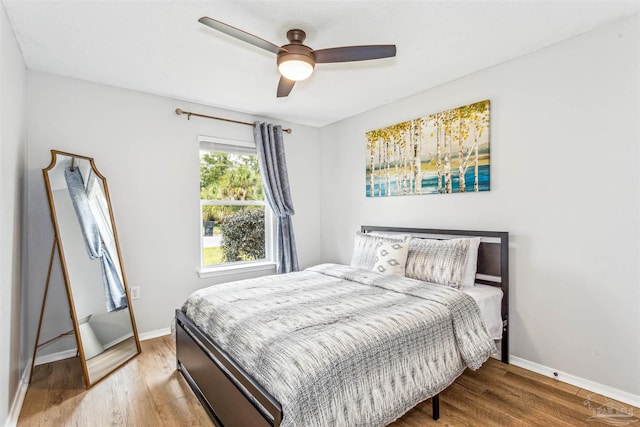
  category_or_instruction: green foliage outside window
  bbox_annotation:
[219,208,265,262]
[200,152,264,223]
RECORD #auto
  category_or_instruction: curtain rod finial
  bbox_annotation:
[175,108,184,116]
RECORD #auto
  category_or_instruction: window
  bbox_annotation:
[199,136,274,273]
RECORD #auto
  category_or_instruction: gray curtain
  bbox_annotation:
[253,122,299,273]
[64,167,128,311]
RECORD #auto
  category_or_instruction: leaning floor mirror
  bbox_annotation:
[39,150,141,388]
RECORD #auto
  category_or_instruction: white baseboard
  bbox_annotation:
[138,327,171,341]
[5,362,31,427]
[34,348,77,366]
[510,355,640,408]
[102,333,134,349]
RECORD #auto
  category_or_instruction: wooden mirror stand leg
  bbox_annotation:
[29,238,75,384]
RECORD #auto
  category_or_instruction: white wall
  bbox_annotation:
[320,16,640,397]
[26,72,322,358]
[0,2,27,425]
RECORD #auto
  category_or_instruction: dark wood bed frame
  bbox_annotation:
[175,226,509,426]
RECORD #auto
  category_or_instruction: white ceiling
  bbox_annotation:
[3,1,638,127]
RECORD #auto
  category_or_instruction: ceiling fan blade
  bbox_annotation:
[314,45,396,63]
[277,76,296,98]
[198,17,284,55]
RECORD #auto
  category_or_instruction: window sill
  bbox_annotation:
[197,261,277,279]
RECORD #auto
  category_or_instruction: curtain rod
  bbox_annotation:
[175,108,292,134]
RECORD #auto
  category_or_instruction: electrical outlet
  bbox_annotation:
[130,286,141,300]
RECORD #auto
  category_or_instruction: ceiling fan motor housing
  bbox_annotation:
[277,28,316,74]
[277,43,316,69]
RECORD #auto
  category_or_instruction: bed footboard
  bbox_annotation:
[175,309,282,427]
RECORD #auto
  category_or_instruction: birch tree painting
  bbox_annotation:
[365,100,490,197]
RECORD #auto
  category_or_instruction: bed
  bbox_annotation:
[175,226,509,426]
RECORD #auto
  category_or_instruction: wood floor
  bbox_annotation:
[19,335,639,426]
[85,336,138,384]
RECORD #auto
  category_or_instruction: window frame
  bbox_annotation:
[197,135,276,278]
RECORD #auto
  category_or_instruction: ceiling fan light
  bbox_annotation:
[278,59,314,81]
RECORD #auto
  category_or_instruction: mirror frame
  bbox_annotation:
[41,149,141,388]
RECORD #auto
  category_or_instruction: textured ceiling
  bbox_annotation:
[3,1,638,127]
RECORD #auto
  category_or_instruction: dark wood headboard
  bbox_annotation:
[361,225,509,363]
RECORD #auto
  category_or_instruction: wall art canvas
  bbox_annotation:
[365,100,490,197]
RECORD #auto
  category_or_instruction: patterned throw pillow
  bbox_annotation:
[372,238,411,276]
[405,238,470,288]
[350,232,409,270]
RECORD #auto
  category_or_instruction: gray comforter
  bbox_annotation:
[181,263,495,427]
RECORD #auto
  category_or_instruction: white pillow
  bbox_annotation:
[461,237,481,288]
[372,238,411,276]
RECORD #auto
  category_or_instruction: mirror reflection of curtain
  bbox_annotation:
[86,171,124,282]
[64,167,127,311]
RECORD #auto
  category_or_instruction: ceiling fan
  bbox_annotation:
[198,17,397,98]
